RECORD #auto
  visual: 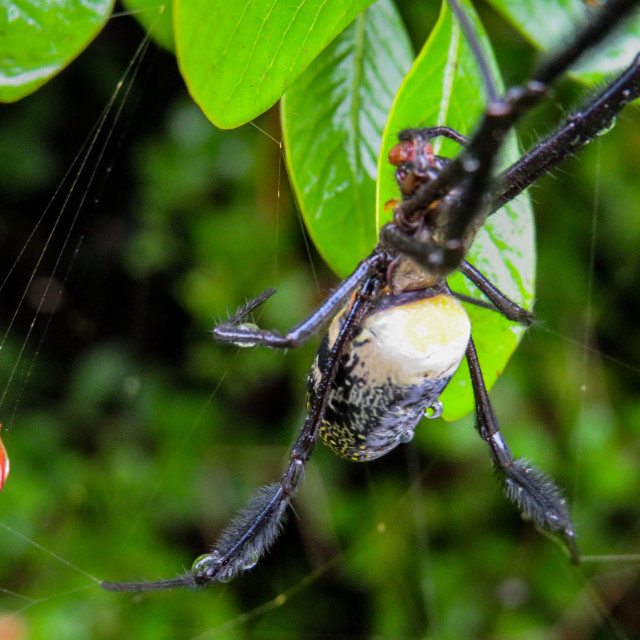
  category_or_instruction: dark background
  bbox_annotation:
[0,2,639,638]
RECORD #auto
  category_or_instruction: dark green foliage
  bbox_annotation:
[0,2,640,639]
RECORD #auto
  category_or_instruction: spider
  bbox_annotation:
[102,0,640,592]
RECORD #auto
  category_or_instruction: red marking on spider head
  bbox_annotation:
[389,140,415,166]
[388,139,434,167]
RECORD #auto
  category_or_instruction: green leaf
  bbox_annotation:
[282,0,413,277]
[376,0,535,420]
[486,0,640,83]
[175,0,375,129]
[122,0,174,51]
[0,0,114,102]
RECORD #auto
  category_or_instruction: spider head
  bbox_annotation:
[382,127,472,285]
[389,130,451,200]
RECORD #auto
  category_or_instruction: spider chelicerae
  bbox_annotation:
[103,0,640,592]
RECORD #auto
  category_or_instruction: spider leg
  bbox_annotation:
[223,287,278,325]
[492,53,640,212]
[399,126,468,146]
[459,260,534,325]
[213,252,390,348]
[465,336,579,563]
[450,292,498,312]
[102,274,379,592]
[382,0,640,277]
[443,0,640,244]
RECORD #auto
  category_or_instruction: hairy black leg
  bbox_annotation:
[450,292,498,312]
[213,252,390,348]
[102,275,379,592]
[383,0,640,277]
[459,260,534,325]
[492,53,640,212]
[465,336,579,562]
[447,0,499,103]
[399,126,468,146]
[533,0,638,86]
[441,0,640,244]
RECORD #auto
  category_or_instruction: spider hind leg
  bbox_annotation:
[466,337,578,562]
[459,260,534,326]
[102,274,382,591]
[501,459,578,561]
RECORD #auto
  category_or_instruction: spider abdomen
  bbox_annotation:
[312,291,471,461]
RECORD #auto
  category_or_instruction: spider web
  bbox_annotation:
[0,4,639,640]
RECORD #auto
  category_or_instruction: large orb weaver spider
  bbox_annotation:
[103,0,640,592]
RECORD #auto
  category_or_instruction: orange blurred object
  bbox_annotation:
[0,424,9,490]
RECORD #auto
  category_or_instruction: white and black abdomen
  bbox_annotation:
[310,290,471,461]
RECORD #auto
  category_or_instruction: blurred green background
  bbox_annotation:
[1,2,640,639]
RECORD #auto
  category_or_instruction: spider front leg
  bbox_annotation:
[192,274,378,587]
[465,337,579,562]
[214,252,390,348]
[385,0,640,279]
[492,53,640,212]
[102,274,378,592]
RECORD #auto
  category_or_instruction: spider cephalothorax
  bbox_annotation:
[103,0,640,593]
[384,127,472,293]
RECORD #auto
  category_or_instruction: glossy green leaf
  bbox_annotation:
[0,0,114,102]
[377,0,535,420]
[486,0,640,83]
[122,0,174,51]
[175,0,375,129]
[281,0,413,277]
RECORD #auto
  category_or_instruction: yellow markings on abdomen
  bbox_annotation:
[389,294,470,350]
[359,293,471,384]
